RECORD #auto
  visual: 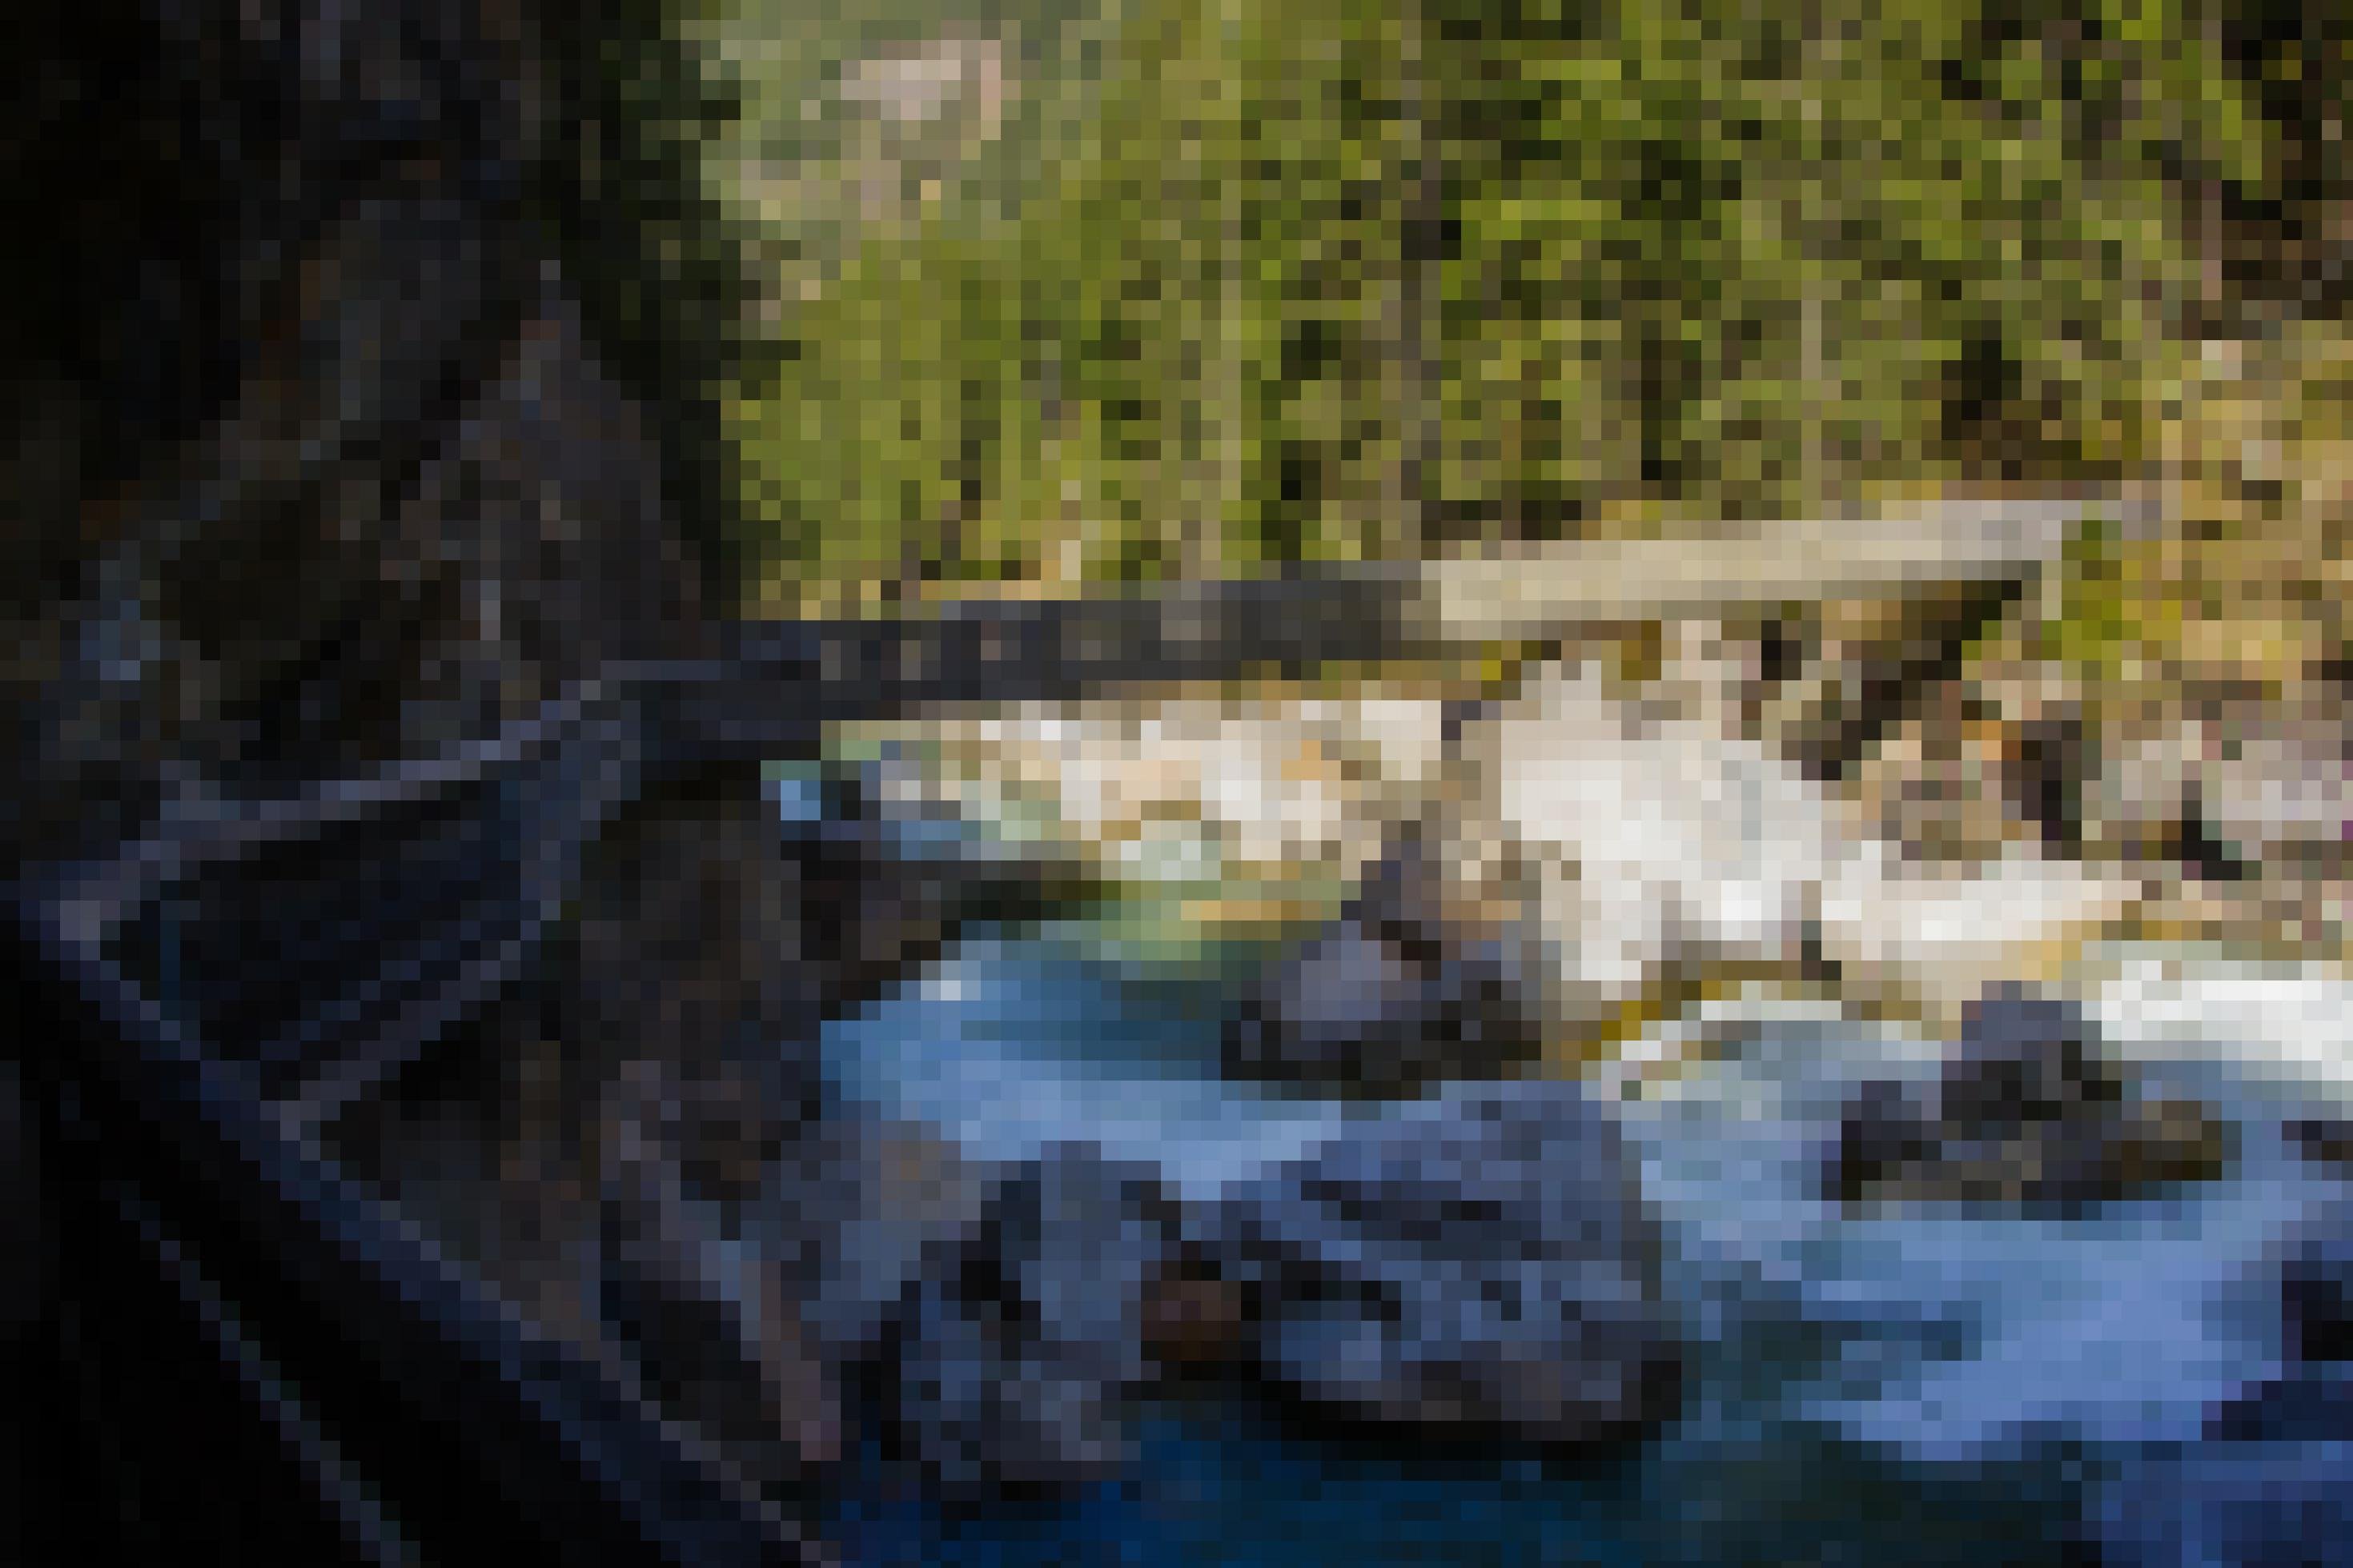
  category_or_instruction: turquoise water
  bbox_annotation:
[819,928,2353,1563]
[828,1398,2082,1566]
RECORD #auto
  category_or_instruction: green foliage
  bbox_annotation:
[702,0,2296,600]
[538,0,769,608]
[1427,0,2275,522]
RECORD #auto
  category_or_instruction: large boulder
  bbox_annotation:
[808,1084,1684,1490]
[1480,661,2139,1040]
[1222,828,1544,1093]
[1826,989,2232,1213]
[870,1141,1180,1498]
[1201,1082,1681,1448]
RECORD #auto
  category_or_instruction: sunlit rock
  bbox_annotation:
[1813,847,2141,1033]
[2081,952,2353,1106]
[2090,690,2352,881]
[1484,663,2139,1040]
[1484,662,1848,1011]
[887,686,1455,901]
[881,656,2162,1060]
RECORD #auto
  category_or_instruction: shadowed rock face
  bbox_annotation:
[0,0,874,1492]
[5,6,714,860]
[10,3,1687,1517]
[871,1142,1183,1498]
[1828,989,2234,1214]
[2286,1115,2353,1174]
[2281,1221,2353,1370]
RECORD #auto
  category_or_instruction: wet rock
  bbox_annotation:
[2208,1365,2353,1445]
[1941,991,2123,1125]
[2285,1115,2353,1174]
[2281,1218,2353,1368]
[1223,832,1542,1093]
[875,1141,1180,1498]
[1203,1082,1681,1448]
[2118,1297,2353,1561]
[2098,1213,2353,1566]
[1828,988,2233,1213]
[2094,1438,2353,1568]
[1137,1254,1251,1376]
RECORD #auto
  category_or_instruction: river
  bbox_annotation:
[806,914,2350,1563]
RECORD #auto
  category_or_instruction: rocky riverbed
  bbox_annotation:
[813,913,2353,1564]
[796,628,2353,1560]
[847,647,2235,1053]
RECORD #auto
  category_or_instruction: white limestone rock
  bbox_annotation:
[885,659,2150,1049]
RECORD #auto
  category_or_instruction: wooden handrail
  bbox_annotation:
[5,490,2106,1566]
[10,892,817,1567]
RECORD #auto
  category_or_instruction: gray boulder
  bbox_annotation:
[877,1141,1180,1498]
[823,1084,1680,1495]
[1828,988,2233,1213]
[1203,1081,1680,1447]
[1222,830,1542,1093]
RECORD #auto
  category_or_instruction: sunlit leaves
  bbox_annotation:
[711,0,2286,594]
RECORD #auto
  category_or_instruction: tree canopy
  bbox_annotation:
[694,0,2343,608]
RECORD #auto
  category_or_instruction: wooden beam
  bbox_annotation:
[650,495,2110,763]
[1412,496,2107,642]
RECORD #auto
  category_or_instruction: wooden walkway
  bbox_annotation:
[11,492,2105,1568]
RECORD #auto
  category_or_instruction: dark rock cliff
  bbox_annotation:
[1,0,847,1482]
